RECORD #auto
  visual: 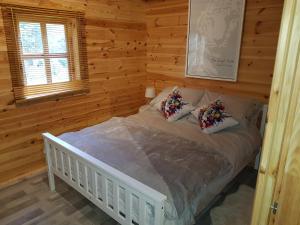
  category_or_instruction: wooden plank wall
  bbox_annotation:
[0,0,284,186]
[146,0,284,102]
[0,0,147,186]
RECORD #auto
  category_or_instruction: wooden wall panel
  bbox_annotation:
[146,0,284,102]
[0,0,284,186]
[0,0,147,186]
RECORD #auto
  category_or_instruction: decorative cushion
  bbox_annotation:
[150,86,204,110]
[161,88,195,122]
[192,99,239,134]
[197,90,262,127]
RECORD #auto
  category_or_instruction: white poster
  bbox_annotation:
[186,0,245,81]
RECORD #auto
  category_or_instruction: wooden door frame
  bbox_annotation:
[251,0,300,224]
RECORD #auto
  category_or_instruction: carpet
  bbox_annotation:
[210,185,255,225]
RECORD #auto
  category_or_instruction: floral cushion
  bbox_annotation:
[197,90,262,128]
[151,87,204,110]
[161,88,194,122]
[192,99,239,134]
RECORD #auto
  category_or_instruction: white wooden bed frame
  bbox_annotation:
[43,104,268,225]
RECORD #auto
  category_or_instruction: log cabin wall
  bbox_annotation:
[0,0,284,186]
[146,0,284,102]
[0,0,147,186]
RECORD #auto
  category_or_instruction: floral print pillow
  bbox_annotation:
[192,99,239,134]
[161,88,194,122]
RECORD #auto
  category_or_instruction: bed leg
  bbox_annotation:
[44,138,56,192]
[48,169,56,192]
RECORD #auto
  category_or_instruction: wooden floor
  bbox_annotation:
[0,168,257,225]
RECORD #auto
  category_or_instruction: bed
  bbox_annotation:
[43,89,267,225]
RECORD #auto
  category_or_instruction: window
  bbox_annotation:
[1,5,89,103]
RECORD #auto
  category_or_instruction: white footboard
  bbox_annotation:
[43,133,167,225]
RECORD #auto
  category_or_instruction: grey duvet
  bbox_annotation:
[59,109,261,225]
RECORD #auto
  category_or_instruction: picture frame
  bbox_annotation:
[185,0,246,82]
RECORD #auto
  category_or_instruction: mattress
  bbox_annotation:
[59,107,261,225]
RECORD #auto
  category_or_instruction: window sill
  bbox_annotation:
[15,88,89,106]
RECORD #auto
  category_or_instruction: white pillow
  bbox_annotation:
[161,87,195,122]
[150,87,173,107]
[192,99,239,134]
[180,87,205,105]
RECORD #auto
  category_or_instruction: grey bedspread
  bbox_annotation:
[59,108,261,225]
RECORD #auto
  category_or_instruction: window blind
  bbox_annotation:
[1,4,89,103]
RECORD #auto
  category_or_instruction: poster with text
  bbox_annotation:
[186,0,245,81]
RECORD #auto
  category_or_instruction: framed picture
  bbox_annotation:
[185,0,246,82]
